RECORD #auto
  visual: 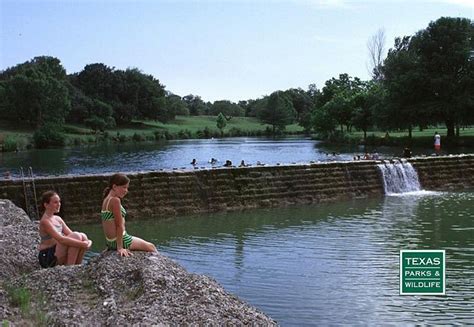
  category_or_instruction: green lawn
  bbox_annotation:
[141,115,303,134]
[349,127,474,138]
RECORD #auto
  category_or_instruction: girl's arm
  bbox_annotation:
[58,217,73,236]
[110,197,130,256]
[41,218,89,249]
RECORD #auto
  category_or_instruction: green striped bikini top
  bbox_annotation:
[101,197,126,221]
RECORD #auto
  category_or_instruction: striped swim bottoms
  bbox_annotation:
[105,231,134,250]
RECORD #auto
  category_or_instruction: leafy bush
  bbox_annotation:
[84,116,107,132]
[2,135,19,152]
[164,131,176,140]
[153,130,164,140]
[228,127,243,137]
[196,127,212,138]
[132,133,145,142]
[33,124,65,148]
[178,129,192,139]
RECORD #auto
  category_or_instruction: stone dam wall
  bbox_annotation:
[0,155,473,224]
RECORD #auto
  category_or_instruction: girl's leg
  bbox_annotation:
[55,243,68,265]
[65,232,86,265]
[129,237,156,252]
[75,232,89,264]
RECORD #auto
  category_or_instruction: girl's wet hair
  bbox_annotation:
[41,190,58,209]
[103,173,130,199]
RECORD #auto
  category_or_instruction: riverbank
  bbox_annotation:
[0,116,305,151]
[318,127,474,149]
[0,199,276,325]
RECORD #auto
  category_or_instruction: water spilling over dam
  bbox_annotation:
[377,160,421,194]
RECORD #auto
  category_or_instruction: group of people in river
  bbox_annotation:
[190,158,254,168]
[38,173,156,268]
[352,152,380,161]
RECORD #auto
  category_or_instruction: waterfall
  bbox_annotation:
[377,160,421,194]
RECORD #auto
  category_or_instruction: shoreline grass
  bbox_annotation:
[3,282,49,326]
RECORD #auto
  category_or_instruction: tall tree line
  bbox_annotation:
[310,16,474,140]
[0,16,472,142]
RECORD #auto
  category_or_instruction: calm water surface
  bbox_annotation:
[2,136,471,177]
[74,191,474,325]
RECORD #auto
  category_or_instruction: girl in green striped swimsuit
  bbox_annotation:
[101,173,157,257]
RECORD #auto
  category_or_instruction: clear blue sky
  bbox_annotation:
[1,0,472,102]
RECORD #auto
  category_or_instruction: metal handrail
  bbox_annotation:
[29,167,39,219]
[19,166,39,220]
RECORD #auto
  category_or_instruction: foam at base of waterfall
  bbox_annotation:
[385,190,440,197]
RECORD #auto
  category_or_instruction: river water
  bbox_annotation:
[2,136,471,177]
[73,191,474,325]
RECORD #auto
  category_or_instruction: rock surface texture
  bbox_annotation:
[0,200,276,326]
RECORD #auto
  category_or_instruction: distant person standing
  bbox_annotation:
[434,131,441,154]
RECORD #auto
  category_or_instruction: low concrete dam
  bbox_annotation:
[0,155,473,224]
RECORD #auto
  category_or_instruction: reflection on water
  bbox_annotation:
[72,192,474,325]
[2,136,472,177]
[0,137,349,176]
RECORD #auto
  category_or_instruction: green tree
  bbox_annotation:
[210,100,244,117]
[66,84,94,123]
[306,83,321,105]
[216,112,227,135]
[310,105,338,138]
[120,68,167,122]
[381,36,430,138]
[245,98,266,117]
[317,74,365,132]
[284,88,314,132]
[0,56,70,127]
[74,63,120,102]
[256,91,296,134]
[351,85,379,140]
[412,17,474,137]
[182,94,209,115]
[166,94,189,116]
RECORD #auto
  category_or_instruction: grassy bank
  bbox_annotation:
[2,117,473,151]
[0,116,304,151]
[3,282,49,326]
[338,127,474,148]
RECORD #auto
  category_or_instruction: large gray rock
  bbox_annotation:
[0,200,277,325]
[0,199,41,280]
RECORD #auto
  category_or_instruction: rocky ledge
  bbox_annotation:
[0,199,276,325]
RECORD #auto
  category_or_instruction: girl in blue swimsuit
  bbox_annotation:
[38,191,92,268]
[101,173,156,257]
